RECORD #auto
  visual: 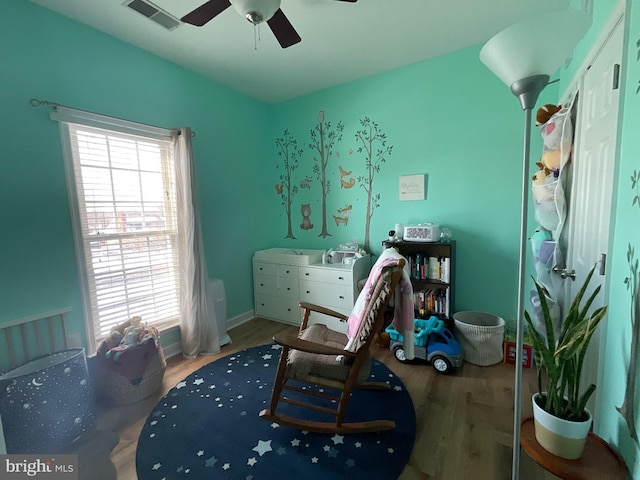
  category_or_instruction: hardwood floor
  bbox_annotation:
[98,317,559,479]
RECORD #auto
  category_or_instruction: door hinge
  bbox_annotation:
[599,253,607,275]
[613,64,620,90]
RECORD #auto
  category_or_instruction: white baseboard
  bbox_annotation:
[161,310,255,359]
[227,310,255,330]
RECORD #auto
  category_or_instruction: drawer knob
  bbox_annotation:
[338,276,344,280]
[339,295,345,299]
[305,272,310,276]
[306,290,310,294]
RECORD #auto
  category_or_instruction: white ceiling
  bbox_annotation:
[29,0,570,104]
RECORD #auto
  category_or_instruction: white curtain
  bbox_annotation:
[175,127,220,357]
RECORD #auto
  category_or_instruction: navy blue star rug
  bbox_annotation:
[136,344,416,479]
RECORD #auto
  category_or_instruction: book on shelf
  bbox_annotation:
[413,287,450,318]
[406,253,451,283]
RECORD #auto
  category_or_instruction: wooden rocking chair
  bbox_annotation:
[259,256,406,434]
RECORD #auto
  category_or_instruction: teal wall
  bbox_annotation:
[266,45,557,324]
[1,0,545,345]
[0,0,271,347]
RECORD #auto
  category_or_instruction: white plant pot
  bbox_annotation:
[532,393,592,460]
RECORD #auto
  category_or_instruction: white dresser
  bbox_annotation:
[253,252,370,332]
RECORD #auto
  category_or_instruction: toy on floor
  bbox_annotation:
[385,316,462,374]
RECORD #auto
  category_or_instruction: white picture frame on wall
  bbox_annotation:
[399,174,425,201]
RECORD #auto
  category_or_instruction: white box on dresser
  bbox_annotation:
[253,250,371,333]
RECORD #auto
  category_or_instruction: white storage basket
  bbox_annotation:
[453,311,505,366]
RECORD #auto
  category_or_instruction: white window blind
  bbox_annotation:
[57,111,180,346]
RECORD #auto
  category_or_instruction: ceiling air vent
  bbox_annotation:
[123,0,181,31]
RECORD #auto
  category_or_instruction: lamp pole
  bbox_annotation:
[509,74,548,480]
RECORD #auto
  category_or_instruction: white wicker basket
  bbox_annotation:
[453,311,505,366]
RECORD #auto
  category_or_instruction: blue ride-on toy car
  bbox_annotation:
[385,316,463,374]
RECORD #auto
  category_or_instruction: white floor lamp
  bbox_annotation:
[479,9,589,480]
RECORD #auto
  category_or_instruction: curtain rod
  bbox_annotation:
[29,98,196,137]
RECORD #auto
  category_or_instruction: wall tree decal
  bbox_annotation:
[275,130,303,239]
[616,169,640,445]
[354,117,393,252]
[309,111,344,238]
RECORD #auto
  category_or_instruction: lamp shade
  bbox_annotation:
[480,10,590,88]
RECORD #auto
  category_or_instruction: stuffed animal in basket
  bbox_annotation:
[105,316,145,361]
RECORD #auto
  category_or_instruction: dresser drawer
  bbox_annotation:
[254,274,299,299]
[254,262,298,279]
[299,266,353,286]
[299,280,354,311]
[254,294,301,324]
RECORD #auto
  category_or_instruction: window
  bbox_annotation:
[56,109,180,349]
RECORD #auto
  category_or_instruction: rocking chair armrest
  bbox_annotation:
[272,334,357,358]
[299,302,349,321]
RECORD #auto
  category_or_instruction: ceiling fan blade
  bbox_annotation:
[266,9,302,49]
[181,0,232,27]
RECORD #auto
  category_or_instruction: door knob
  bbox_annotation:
[552,266,576,281]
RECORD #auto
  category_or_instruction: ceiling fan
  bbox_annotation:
[181,0,357,49]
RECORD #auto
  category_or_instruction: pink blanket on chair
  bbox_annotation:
[345,248,415,360]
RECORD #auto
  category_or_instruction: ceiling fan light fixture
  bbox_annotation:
[245,11,263,25]
[231,0,280,24]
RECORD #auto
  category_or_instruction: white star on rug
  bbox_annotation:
[247,457,257,466]
[323,445,330,452]
[355,442,362,448]
[222,463,231,470]
[291,438,300,447]
[262,354,272,360]
[196,450,204,456]
[388,447,394,453]
[270,422,279,429]
[175,381,187,389]
[194,378,204,385]
[346,459,356,467]
[150,420,158,426]
[394,385,403,391]
[152,463,161,470]
[311,457,319,463]
[331,434,344,445]
[252,440,272,456]
[204,456,217,467]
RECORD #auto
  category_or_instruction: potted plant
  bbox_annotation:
[524,266,607,459]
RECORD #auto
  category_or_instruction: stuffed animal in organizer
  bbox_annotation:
[536,104,562,126]
[540,149,563,176]
[532,162,554,203]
